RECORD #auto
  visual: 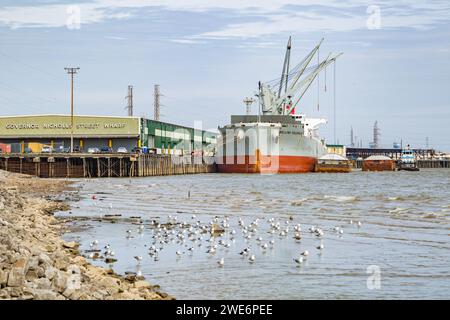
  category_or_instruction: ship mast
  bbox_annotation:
[278,36,292,102]
[259,38,342,117]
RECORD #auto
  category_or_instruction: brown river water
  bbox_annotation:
[57,169,450,299]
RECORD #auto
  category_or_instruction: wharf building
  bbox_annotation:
[0,114,216,155]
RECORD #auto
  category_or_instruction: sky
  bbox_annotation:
[0,0,449,150]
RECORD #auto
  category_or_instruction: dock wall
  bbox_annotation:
[0,154,216,178]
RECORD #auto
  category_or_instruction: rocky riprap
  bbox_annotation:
[0,171,172,300]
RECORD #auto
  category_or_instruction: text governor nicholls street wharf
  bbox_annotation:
[5,122,128,130]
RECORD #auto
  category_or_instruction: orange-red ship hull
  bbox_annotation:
[216,155,317,174]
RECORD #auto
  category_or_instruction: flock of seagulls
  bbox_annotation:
[83,205,364,274]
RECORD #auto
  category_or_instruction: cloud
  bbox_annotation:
[0,0,448,40]
[170,39,205,45]
[105,35,127,40]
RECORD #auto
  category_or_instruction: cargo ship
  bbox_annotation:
[216,38,342,173]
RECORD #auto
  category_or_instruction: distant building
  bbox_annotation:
[326,144,346,157]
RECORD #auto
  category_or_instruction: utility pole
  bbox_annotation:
[126,85,133,116]
[154,84,160,121]
[243,97,255,115]
[64,67,80,153]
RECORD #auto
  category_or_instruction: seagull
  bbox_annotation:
[357,221,362,227]
[316,244,324,250]
[261,243,268,250]
[300,250,309,257]
[239,248,250,256]
[249,255,256,263]
[206,247,216,254]
[315,229,324,237]
[294,233,302,240]
[217,258,225,267]
[134,256,143,264]
[339,229,344,235]
[293,256,304,264]
[176,250,182,256]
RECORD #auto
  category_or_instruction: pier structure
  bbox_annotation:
[0,153,215,178]
[346,148,435,160]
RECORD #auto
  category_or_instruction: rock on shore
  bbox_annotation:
[0,170,173,300]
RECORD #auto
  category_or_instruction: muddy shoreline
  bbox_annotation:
[0,170,173,300]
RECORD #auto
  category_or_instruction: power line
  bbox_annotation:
[0,50,61,79]
[0,79,59,105]
[0,94,51,114]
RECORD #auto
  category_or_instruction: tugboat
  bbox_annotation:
[397,145,419,171]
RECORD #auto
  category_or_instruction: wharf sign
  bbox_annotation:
[5,123,126,130]
[0,116,139,138]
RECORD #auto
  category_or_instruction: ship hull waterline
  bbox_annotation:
[216,154,317,174]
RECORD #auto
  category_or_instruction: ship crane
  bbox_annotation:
[259,38,342,116]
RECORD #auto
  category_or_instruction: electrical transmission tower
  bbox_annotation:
[243,97,255,115]
[154,84,161,121]
[125,85,133,116]
[64,67,80,153]
[373,120,380,149]
[350,126,354,147]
